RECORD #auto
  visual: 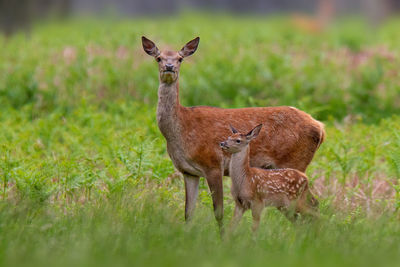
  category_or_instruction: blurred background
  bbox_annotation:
[1,0,400,35]
[1,0,400,123]
[2,2,400,267]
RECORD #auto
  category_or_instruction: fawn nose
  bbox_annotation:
[165,64,174,71]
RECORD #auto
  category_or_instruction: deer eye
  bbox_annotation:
[236,140,241,144]
[156,57,161,62]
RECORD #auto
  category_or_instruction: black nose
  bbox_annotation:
[220,142,225,147]
[165,64,174,71]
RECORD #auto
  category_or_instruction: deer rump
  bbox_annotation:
[170,105,324,177]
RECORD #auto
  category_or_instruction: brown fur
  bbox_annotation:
[180,105,325,174]
[142,36,325,231]
[237,168,319,223]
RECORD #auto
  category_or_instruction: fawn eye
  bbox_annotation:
[156,57,161,62]
[236,140,241,144]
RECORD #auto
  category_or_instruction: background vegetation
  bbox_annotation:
[1,14,400,267]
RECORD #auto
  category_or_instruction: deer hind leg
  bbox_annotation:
[298,190,320,219]
[184,174,200,221]
[205,169,224,234]
[297,204,320,220]
[277,197,299,223]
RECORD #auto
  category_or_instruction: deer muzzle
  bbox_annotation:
[220,141,228,150]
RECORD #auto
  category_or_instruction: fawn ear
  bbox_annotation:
[179,37,200,58]
[246,124,262,140]
[142,36,160,57]
[229,124,238,134]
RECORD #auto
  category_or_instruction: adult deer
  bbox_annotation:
[141,36,325,231]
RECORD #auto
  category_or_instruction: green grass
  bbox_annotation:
[2,193,400,267]
[1,13,400,267]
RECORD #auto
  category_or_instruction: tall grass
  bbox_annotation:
[1,188,400,267]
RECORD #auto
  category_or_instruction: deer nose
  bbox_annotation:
[165,64,174,71]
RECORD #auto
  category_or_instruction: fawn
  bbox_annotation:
[142,36,324,231]
[220,124,319,231]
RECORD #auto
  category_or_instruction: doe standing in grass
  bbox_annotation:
[142,36,324,231]
[220,124,319,231]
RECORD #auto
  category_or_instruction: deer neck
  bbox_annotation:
[157,80,182,141]
[229,146,251,195]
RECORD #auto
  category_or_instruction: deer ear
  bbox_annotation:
[246,124,262,140]
[229,124,238,134]
[179,37,200,58]
[142,36,160,57]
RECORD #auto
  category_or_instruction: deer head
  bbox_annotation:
[220,124,263,153]
[142,36,200,84]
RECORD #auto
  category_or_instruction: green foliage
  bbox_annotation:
[1,15,400,121]
[1,14,400,267]
[1,192,400,267]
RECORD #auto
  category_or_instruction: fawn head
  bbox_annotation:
[142,36,200,84]
[220,124,263,153]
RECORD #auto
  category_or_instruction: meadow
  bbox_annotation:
[1,13,400,267]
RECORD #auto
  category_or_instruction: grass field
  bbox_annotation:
[1,14,400,267]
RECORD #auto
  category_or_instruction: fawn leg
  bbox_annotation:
[278,198,299,223]
[230,204,245,230]
[184,174,200,221]
[251,201,264,232]
[205,170,224,234]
